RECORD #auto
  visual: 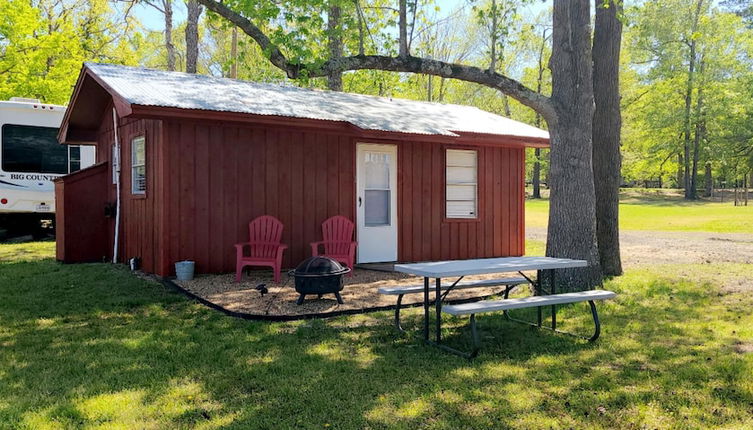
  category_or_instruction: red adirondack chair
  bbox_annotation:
[310,215,357,275]
[235,215,287,283]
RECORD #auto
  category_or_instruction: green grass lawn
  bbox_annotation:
[1,242,752,429]
[526,194,753,233]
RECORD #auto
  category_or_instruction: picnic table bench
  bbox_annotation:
[389,257,617,359]
[443,290,617,358]
[377,277,528,332]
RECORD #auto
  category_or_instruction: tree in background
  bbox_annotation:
[722,0,753,28]
[0,0,144,103]
[622,1,753,193]
[185,0,203,73]
[327,0,343,90]
[203,17,284,81]
[138,0,178,70]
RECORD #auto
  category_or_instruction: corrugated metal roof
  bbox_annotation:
[86,62,549,140]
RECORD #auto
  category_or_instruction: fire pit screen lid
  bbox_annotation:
[291,256,351,277]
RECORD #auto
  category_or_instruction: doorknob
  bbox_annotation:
[358,196,362,207]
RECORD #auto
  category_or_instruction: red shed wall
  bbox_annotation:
[157,119,524,276]
[160,120,356,276]
[397,142,525,263]
[117,119,165,274]
[91,112,165,274]
[54,163,110,263]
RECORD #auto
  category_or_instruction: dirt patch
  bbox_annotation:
[733,342,753,354]
[720,279,753,294]
[174,270,526,317]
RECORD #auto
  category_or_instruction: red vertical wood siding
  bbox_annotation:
[156,120,524,275]
[118,119,164,274]
[55,163,110,263]
[62,110,525,277]
[396,143,525,263]
[160,120,358,276]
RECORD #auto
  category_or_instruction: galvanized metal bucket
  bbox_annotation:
[175,260,195,281]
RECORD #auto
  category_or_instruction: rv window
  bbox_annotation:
[446,149,478,219]
[1,124,67,174]
[131,136,146,194]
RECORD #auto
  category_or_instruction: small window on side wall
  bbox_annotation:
[131,136,146,194]
[446,149,477,219]
[68,145,81,173]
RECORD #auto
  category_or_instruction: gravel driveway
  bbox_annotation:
[527,227,753,267]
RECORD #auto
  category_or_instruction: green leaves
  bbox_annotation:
[622,0,753,184]
[0,0,146,104]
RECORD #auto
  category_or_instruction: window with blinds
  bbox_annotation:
[446,149,477,219]
[131,136,146,194]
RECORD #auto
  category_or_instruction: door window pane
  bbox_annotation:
[365,189,390,226]
[365,152,390,189]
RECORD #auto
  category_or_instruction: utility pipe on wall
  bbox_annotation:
[112,108,121,264]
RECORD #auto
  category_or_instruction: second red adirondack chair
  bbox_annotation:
[235,215,287,283]
[310,215,357,275]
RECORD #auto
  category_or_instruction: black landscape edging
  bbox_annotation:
[160,277,502,322]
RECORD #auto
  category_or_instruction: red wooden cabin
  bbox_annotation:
[55,63,549,277]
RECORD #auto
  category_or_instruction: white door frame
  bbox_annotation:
[356,143,398,263]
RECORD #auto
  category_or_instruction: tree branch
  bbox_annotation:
[197,0,554,119]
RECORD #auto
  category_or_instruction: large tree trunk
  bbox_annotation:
[164,0,176,71]
[185,0,203,73]
[327,4,343,91]
[547,0,602,289]
[592,0,623,277]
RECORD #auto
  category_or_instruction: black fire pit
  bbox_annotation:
[289,256,351,305]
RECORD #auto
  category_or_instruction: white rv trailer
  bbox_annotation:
[0,97,95,235]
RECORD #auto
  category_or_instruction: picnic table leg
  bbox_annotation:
[551,269,557,330]
[423,277,430,341]
[536,270,542,328]
[435,277,442,343]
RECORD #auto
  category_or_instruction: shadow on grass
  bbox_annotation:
[0,258,752,429]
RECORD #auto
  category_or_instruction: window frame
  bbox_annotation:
[68,145,81,173]
[130,135,146,196]
[363,151,392,227]
[444,148,479,221]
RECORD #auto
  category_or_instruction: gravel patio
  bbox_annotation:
[172,268,525,318]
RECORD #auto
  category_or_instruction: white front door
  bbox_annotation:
[356,143,398,263]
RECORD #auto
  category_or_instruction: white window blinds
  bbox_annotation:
[131,136,146,194]
[446,149,477,218]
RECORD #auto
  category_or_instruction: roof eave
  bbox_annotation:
[127,104,549,148]
[58,64,133,145]
[452,131,550,148]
